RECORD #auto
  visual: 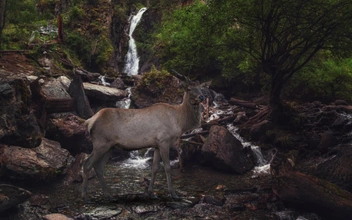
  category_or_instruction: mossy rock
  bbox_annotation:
[131,67,183,108]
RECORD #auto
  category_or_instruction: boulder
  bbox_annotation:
[316,144,352,192]
[131,73,182,108]
[38,77,73,113]
[83,82,127,102]
[0,69,42,148]
[68,75,94,119]
[0,184,32,212]
[317,131,337,152]
[45,113,92,155]
[200,125,253,174]
[0,138,73,180]
[110,77,125,90]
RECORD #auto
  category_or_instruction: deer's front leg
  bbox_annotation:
[148,148,161,198]
[159,144,179,199]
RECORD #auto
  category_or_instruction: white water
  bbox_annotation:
[226,124,269,174]
[116,87,131,109]
[123,7,147,76]
[120,149,152,169]
[98,75,110,86]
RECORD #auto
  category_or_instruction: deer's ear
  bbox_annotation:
[179,80,189,90]
[200,80,212,88]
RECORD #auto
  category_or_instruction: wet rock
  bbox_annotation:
[29,194,50,207]
[45,113,92,155]
[133,205,160,214]
[250,120,273,141]
[0,184,32,212]
[84,206,122,219]
[331,99,348,106]
[317,131,337,152]
[0,70,42,148]
[316,144,352,192]
[332,115,349,128]
[110,77,125,90]
[200,125,253,174]
[42,213,73,220]
[83,82,127,102]
[202,195,224,206]
[0,138,73,180]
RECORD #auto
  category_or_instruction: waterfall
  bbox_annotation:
[124,7,147,76]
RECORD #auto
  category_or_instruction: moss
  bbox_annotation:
[136,66,174,96]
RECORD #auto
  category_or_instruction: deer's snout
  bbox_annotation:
[198,95,205,102]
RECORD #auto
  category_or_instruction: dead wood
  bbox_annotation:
[181,140,203,146]
[181,130,209,139]
[244,106,269,127]
[229,98,258,110]
[271,152,352,220]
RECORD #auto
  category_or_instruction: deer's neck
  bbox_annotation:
[179,92,202,133]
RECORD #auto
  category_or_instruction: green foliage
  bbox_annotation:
[65,31,91,65]
[135,66,180,100]
[68,6,86,22]
[286,57,352,103]
[94,35,114,66]
[138,66,171,90]
[157,1,221,75]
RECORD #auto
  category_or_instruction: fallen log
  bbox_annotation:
[229,98,258,110]
[271,151,352,220]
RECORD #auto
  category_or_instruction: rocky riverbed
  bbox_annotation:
[1,159,323,220]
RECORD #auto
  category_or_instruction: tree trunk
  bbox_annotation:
[269,75,284,108]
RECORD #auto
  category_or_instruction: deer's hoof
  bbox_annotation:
[105,194,114,201]
[170,193,180,199]
[148,192,158,199]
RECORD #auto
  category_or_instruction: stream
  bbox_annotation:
[2,131,320,220]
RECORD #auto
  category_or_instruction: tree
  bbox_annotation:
[208,0,352,108]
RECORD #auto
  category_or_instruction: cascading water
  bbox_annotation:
[226,124,270,174]
[123,7,147,76]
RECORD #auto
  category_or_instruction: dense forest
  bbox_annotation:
[1,0,352,105]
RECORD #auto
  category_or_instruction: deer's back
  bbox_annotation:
[89,105,182,149]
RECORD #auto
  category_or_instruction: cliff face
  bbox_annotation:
[73,0,182,74]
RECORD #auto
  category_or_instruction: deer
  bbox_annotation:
[81,73,206,201]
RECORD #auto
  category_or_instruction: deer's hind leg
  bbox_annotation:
[82,143,113,201]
